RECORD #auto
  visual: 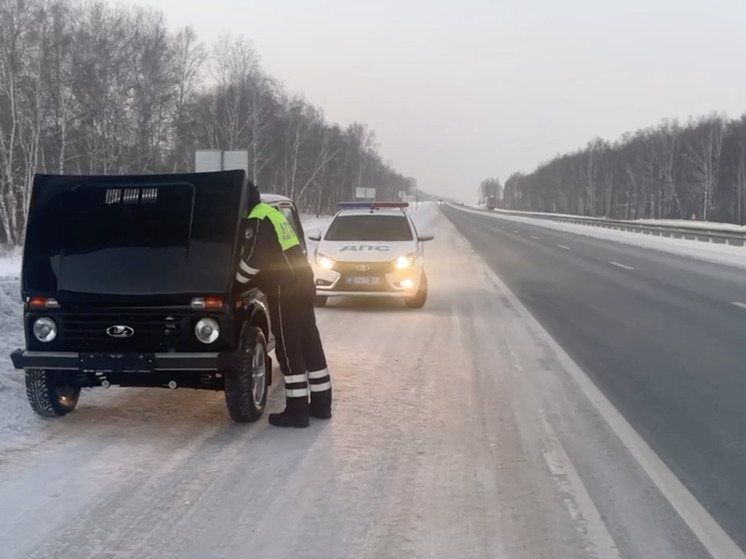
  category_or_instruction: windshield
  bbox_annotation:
[23,174,243,296]
[324,215,414,242]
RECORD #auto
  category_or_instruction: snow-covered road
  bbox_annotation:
[0,204,718,558]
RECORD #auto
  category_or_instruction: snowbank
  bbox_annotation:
[300,214,332,238]
[0,274,32,444]
[632,218,746,232]
[408,201,439,232]
[454,205,746,271]
[0,246,22,278]
[468,205,746,232]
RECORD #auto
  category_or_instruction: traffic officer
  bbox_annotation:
[234,182,332,428]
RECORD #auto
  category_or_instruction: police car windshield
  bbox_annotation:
[324,214,414,242]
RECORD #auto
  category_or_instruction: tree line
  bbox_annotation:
[0,0,414,245]
[494,113,746,224]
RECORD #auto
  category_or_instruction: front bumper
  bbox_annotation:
[9,350,238,373]
[313,291,417,298]
[313,261,423,297]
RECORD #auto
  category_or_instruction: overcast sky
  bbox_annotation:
[140,0,746,198]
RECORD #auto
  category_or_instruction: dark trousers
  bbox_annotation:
[268,277,332,412]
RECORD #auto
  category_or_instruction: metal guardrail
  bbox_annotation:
[469,207,746,247]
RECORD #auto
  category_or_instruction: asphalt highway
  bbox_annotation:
[444,204,746,553]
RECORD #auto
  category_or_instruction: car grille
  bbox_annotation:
[60,312,190,352]
[334,261,392,274]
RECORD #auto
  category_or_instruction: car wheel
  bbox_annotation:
[405,272,428,309]
[314,296,328,308]
[25,369,81,417]
[224,324,269,423]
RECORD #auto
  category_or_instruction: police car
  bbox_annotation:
[308,202,434,308]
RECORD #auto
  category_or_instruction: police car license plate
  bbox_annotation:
[346,276,380,285]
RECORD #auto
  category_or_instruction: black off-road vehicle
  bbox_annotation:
[9,171,307,422]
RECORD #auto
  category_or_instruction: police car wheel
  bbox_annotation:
[25,369,81,417]
[314,296,328,308]
[405,272,428,309]
[224,324,269,423]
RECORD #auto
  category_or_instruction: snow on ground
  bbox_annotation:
[408,200,440,231]
[467,205,746,232]
[455,205,746,271]
[633,218,746,231]
[300,213,332,238]
[0,272,34,443]
[467,204,609,222]
[0,246,22,278]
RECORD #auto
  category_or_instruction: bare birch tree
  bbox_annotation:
[0,0,414,245]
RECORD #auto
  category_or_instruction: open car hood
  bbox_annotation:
[22,171,249,300]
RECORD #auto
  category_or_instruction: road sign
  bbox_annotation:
[195,150,249,174]
[195,150,222,172]
[223,151,249,174]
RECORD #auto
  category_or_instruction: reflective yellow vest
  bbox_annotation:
[248,203,300,251]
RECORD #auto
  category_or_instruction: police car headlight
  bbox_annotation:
[33,317,57,343]
[394,254,416,270]
[316,253,335,270]
[195,318,220,344]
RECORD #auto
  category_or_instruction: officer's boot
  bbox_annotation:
[310,394,332,420]
[309,369,332,420]
[268,397,310,428]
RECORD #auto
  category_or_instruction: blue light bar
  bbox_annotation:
[338,201,409,209]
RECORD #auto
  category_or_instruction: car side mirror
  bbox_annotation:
[308,233,321,242]
[418,234,434,242]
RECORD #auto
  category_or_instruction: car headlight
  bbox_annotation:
[316,253,335,270]
[195,318,220,344]
[33,317,57,343]
[393,254,416,270]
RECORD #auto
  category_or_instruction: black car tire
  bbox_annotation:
[25,369,81,417]
[314,296,328,308]
[224,324,269,423]
[405,272,428,309]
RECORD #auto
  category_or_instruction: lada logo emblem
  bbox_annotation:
[106,325,135,338]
